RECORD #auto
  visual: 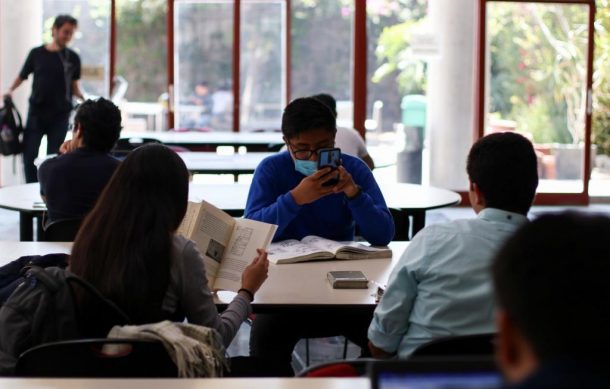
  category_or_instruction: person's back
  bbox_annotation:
[493,212,610,388]
[368,132,539,358]
[38,98,121,222]
[313,93,375,169]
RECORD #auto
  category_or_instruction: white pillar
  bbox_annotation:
[0,0,43,185]
[426,0,477,191]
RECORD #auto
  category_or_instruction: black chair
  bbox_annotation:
[111,137,162,158]
[41,218,83,242]
[411,333,496,358]
[16,339,177,377]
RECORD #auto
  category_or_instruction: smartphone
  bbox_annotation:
[317,147,341,186]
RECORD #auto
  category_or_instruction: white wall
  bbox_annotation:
[0,0,42,186]
[426,0,477,191]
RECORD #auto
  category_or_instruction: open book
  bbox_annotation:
[268,235,392,264]
[178,200,277,292]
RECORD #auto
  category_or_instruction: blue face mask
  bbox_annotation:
[294,159,317,176]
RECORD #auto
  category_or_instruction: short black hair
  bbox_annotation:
[493,211,610,360]
[466,132,538,214]
[53,15,78,30]
[74,98,122,152]
[311,93,337,117]
[281,97,336,139]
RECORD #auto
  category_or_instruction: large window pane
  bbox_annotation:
[291,0,353,127]
[43,0,111,98]
[240,0,285,132]
[486,2,591,194]
[367,0,429,185]
[117,0,167,131]
[174,0,233,131]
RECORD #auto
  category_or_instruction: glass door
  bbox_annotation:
[43,0,112,98]
[477,0,595,204]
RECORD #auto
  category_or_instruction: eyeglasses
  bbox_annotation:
[287,143,334,160]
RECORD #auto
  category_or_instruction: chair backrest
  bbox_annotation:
[297,358,376,377]
[111,137,162,158]
[42,218,83,242]
[16,339,177,377]
[411,333,496,358]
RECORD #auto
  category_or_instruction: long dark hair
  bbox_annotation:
[70,144,189,328]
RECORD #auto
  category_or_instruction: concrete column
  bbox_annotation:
[426,0,477,191]
[0,0,43,185]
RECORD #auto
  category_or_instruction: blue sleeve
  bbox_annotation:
[18,49,35,80]
[348,162,395,245]
[368,231,428,353]
[245,158,301,238]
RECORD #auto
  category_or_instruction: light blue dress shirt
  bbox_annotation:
[368,208,528,358]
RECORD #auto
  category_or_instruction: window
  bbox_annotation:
[43,0,111,97]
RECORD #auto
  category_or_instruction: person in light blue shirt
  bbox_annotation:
[368,132,539,358]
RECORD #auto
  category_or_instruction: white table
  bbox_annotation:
[121,131,284,151]
[178,152,274,181]
[0,183,460,241]
[0,241,408,314]
[0,378,370,389]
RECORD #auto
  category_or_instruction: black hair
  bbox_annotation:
[281,97,337,139]
[74,98,122,152]
[71,144,189,334]
[311,93,337,117]
[466,132,538,214]
[53,14,78,29]
[492,211,610,360]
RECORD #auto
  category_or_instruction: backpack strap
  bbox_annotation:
[26,266,131,324]
[65,275,131,324]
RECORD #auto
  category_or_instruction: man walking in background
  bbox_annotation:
[4,14,84,183]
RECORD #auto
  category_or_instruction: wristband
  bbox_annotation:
[237,288,254,302]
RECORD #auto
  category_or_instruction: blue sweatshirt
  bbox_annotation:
[245,151,394,246]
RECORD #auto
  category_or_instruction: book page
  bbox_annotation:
[213,218,278,291]
[267,238,334,264]
[177,201,201,237]
[301,235,348,254]
[302,235,392,260]
[188,200,236,286]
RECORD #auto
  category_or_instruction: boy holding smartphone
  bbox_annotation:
[245,97,394,371]
[245,96,394,245]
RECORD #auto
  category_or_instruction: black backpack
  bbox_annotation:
[0,266,130,375]
[0,96,23,156]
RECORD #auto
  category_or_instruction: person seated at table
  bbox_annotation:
[245,97,394,371]
[245,96,393,244]
[493,212,610,388]
[68,144,285,375]
[312,93,375,170]
[38,98,122,223]
[368,132,538,359]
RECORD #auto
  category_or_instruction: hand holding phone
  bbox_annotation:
[317,148,341,187]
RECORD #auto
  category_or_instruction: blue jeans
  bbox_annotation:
[23,112,70,183]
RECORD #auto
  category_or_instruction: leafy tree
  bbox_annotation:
[593,0,610,155]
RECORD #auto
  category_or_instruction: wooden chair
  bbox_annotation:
[16,339,177,377]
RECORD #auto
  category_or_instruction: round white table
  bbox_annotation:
[0,182,460,241]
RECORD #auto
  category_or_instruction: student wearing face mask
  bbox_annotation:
[244,97,394,372]
[245,97,394,246]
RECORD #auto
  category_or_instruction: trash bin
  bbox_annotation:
[397,95,426,184]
